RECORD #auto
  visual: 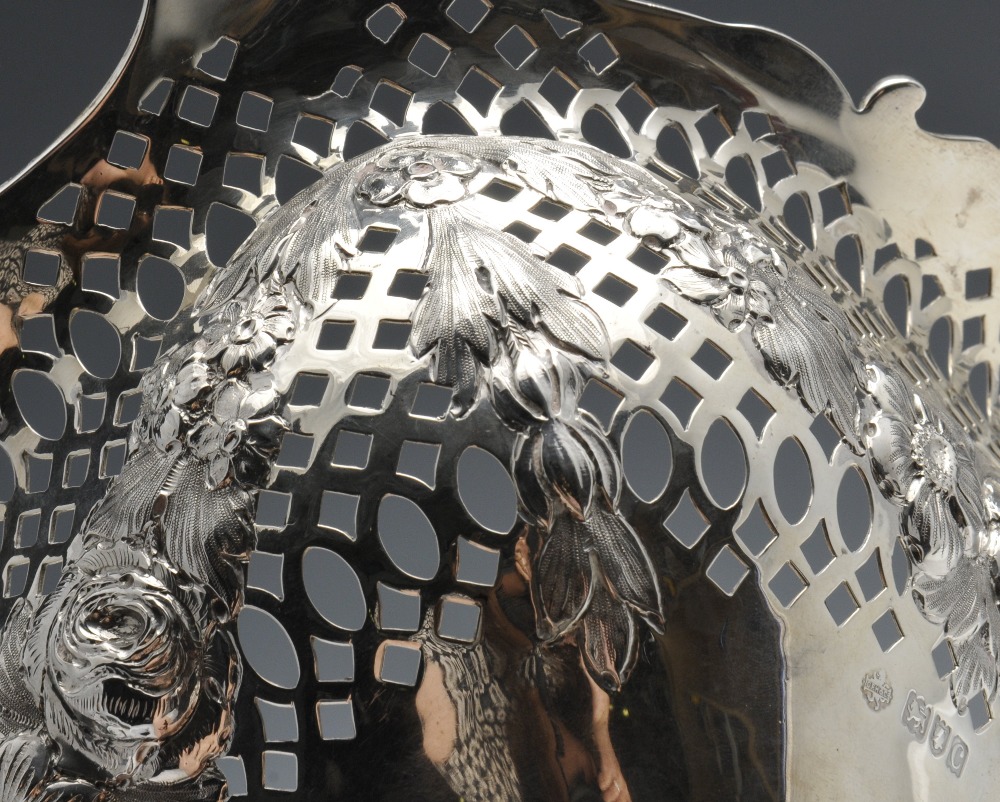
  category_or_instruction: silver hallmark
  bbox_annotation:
[862,669,893,712]
[902,689,934,744]
[901,689,971,778]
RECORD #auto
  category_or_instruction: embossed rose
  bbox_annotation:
[21,540,236,783]
[358,150,479,207]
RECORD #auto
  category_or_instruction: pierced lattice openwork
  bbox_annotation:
[1,1,999,800]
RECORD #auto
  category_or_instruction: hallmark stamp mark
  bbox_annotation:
[901,689,969,778]
[861,669,893,711]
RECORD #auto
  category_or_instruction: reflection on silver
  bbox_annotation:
[1,1,1000,799]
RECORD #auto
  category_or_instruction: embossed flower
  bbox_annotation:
[188,376,284,488]
[660,238,776,332]
[133,351,220,454]
[864,363,984,563]
[358,150,479,207]
[171,359,214,407]
[623,199,707,246]
[21,540,235,783]
[219,293,297,374]
[135,358,182,452]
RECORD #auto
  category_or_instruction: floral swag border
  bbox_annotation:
[0,134,996,798]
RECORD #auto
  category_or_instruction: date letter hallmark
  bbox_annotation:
[900,690,969,778]
[861,669,893,712]
[947,737,970,779]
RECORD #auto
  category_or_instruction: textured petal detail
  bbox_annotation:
[451,207,610,362]
[531,514,595,641]
[0,601,43,736]
[866,363,916,421]
[82,444,180,542]
[953,440,987,536]
[410,207,501,393]
[752,277,865,449]
[580,579,639,693]
[0,734,50,802]
[586,503,664,631]
[512,431,552,524]
[538,420,596,520]
[466,136,701,218]
[84,449,254,611]
[412,205,610,412]
[158,457,255,609]
[909,487,964,565]
[196,163,354,312]
[951,631,999,708]
[912,560,987,640]
[661,266,730,304]
[865,413,915,501]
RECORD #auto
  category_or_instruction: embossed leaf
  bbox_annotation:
[465,136,680,216]
[531,513,596,641]
[752,276,865,449]
[84,444,180,541]
[865,363,917,421]
[0,734,50,801]
[908,483,965,565]
[661,265,730,304]
[412,205,608,411]
[586,503,663,631]
[581,579,639,693]
[951,632,999,708]
[197,163,355,312]
[85,449,254,610]
[864,412,915,502]
[0,600,43,735]
[159,458,255,609]
[411,208,502,408]
[912,560,989,640]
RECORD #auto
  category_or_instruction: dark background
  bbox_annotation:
[662,0,998,145]
[0,0,997,190]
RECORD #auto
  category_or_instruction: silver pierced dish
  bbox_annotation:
[0,2,998,800]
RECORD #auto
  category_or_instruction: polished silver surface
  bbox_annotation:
[1,2,999,800]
